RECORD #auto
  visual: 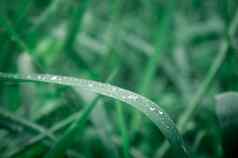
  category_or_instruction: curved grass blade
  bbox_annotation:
[4,69,118,158]
[0,72,189,157]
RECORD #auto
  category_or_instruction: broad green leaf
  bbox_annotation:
[0,72,189,157]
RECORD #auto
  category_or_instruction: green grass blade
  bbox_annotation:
[43,68,118,158]
[215,92,238,129]
[155,39,229,158]
[0,16,29,53]
[0,16,46,71]
[64,0,91,52]
[139,0,176,95]
[91,101,119,158]
[5,96,102,158]
[0,72,189,157]
[44,94,98,158]
[0,106,59,157]
[131,0,176,133]
[116,102,130,158]
[63,0,92,73]
[4,109,83,158]
[192,130,206,152]
[3,69,118,158]
[154,4,238,157]
[30,0,62,32]
[215,92,238,157]
[0,108,55,140]
[15,0,33,24]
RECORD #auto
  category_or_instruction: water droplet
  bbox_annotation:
[150,106,156,111]
[88,83,93,87]
[159,111,164,115]
[127,95,138,100]
[51,76,57,80]
[71,78,78,82]
[26,75,31,79]
[42,76,47,80]
[122,96,127,99]
[111,87,117,92]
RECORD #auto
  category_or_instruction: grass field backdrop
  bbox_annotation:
[0,0,238,158]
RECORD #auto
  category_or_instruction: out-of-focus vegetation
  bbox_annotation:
[0,0,238,158]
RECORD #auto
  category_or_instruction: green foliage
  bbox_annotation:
[0,72,188,157]
[0,0,238,158]
[215,92,238,158]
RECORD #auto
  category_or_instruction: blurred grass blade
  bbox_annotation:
[15,0,33,24]
[0,108,55,140]
[215,92,238,158]
[131,0,176,133]
[63,0,92,72]
[30,0,62,32]
[229,8,238,36]
[139,0,175,96]
[91,101,119,158]
[0,72,189,157]
[44,93,99,158]
[155,4,238,157]
[2,69,118,158]
[192,130,206,153]
[44,68,118,158]
[0,16,46,71]
[155,39,229,158]
[64,0,91,52]
[116,102,130,158]
[215,92,238,128]
[5,97,101,158]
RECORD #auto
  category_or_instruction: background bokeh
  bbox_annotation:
[0,0,238,158]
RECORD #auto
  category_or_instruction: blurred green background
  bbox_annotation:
[0,0,238,158]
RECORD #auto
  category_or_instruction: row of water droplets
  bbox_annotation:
[0,73,19,80]
[80,78,166,117]
[0,73,170,130]
[0,73,166,117]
